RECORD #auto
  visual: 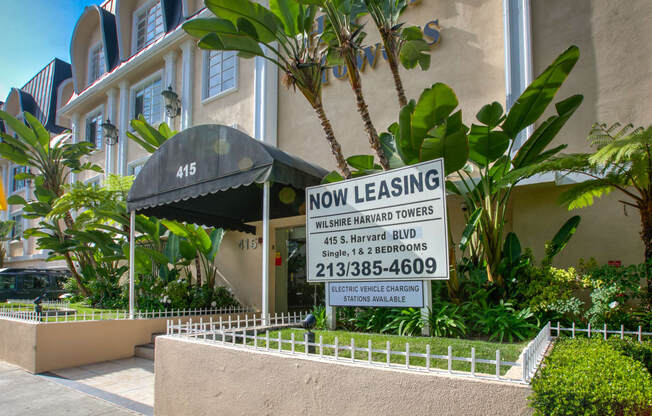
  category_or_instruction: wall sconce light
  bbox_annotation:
[101,119,119,145]
[162,85,181,119]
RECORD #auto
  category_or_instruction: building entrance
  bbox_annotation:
[275,226,324,312]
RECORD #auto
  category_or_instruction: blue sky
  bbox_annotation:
[0,0,102,101]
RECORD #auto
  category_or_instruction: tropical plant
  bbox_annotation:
[317,0,390,170]
[504,122,652,299]
[0,110,101,296]
[183,0,352,178]
[349,307,395,333]
[0,220,15,267]
[126,115,176,153]
[472,300,537,342]
[381,307,422,335]
[422,301,467,338]
[362,0,431,107]
[443,46,582,286]
[160,220,226,288]
[311,305,327,329]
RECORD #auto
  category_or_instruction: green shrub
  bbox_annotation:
[472,300,538,343]
[422,302,468,338]
[530,338,652,416]
[382,308,423,336]
[607,338,652,374]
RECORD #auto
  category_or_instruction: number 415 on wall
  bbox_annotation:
[176,162,197,179]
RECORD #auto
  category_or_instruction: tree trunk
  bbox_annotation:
[640,201,652,304]
[386,51,408,108]
[351,79,391,171]
[63,252,91,297]
[195,256,202,288]
[313,102,352,179]
[345,60,391,171]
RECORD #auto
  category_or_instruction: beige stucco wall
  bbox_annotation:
[192,53,256,137]
[532,0,652,154]
[155,337,533,416]
[0,319,37,373]
[0,313,241,374]
[511,182,644,266]
[71,10,104,93]
[277,0,506,173]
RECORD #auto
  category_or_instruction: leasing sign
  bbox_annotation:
[306,159,449,283]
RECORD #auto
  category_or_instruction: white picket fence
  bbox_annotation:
[0,305,253,323]
[6,299,71,308]
[552,321,652,342]
[166,312,542,384]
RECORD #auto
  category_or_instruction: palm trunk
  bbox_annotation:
[60,212,91,297]
[313,102,352,179]
[384,46,408,108]
[640,201,652,304]
[347,61,390,171]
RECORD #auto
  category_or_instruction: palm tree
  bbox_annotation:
[319,0,390,170]
[183,0,352,178]
[362,0,431,108]
[0,110,101,296]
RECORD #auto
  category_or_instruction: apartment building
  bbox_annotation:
[1,0,650,311]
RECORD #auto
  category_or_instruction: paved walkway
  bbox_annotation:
[0,360,139,416]
[49,357,154,416]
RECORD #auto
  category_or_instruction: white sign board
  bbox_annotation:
[306,159,449,282]
[328,281,424,308]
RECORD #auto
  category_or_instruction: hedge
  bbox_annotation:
[530,338,652,416]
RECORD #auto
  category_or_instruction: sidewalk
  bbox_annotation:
[0,360,139,416]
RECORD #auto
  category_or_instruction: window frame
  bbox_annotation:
[127,156,149,177]
[9,165,27,194]
[85,104,105,152]
[84,175,102,188]
[8,211,24,241]
[87,41,105,86]
[201,50,239,104]
[130,70,164,126]
[131,0,165,55]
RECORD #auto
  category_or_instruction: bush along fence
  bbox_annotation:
[166,314,554,384]
[0,305,254,323]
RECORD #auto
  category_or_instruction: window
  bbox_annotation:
[134,1,164,52]
[9,213,23,240]
[86,112,103,150]
[88,43,105,85]
[203,51,237,100]
[134,78,163,124]
[11,166,26,193]
[85,176,101,188]
[128,162,145,177]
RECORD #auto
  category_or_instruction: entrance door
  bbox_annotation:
[275,226,324,312]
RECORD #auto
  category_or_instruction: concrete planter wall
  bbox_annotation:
[0,314,238,374]
[155,336,533,416]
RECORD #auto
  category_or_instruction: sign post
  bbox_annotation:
[306,159,449,332]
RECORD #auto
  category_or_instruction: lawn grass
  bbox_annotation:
[247,328,527,376]
[1,302,124,321]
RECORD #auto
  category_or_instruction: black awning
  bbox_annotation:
[126,124,328,233]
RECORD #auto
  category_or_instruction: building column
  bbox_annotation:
[503,0,533,151]
[180,40,194,130]
[106,88,117,176]
[70,113,80,183]
[254,46,278,146]
[118,80,129,176]
[164,50,178,128]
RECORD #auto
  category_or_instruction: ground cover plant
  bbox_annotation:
[248,328,526,376]
[530,337,652,416]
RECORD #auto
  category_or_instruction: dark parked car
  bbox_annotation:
[0,268,69,302]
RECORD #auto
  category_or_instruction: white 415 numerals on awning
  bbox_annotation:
[176,162,197,179]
